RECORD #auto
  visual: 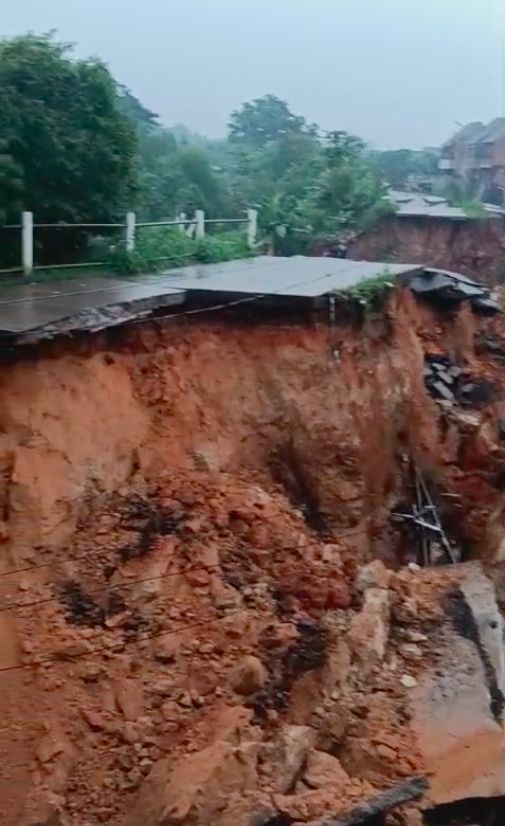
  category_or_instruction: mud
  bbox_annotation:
[1,289,505,825]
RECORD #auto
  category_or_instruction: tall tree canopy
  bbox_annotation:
[0,34,137,223]
[0,33,397,255]
[371,148,439,189]
[229,95,309,148]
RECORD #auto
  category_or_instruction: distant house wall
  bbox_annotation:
[441,121,505,204]
[345,215,505,287]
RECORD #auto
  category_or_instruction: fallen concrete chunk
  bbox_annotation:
[319,776,429,826]
[270,726,318,794]
[349,587,390,668]
[408,563,505,804]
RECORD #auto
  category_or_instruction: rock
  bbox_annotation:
[356,560,392,593]
[147,677,174,697]
[302,749,350,790]
[315,704,349,749]
[51,638,93,660]
[269,726,317,794]
[229,656,269,696]
[212,583,241,611]
[128,738,259,826]
[400,675,418,689]
[36,734,66,765]
[349,587,390,669]
[122,722,140,745]
[400,644,423,661]
[177,691,193,708]
[321,544,342,565]
[405,630,428,644]
[211,706,255,745]
[153,636,178,663]
[376,744,397,761]
[81,708,118,734]
[160,700,179,722]
[115,680,144,722]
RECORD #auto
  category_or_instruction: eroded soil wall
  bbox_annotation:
[346,215,505,286]
[1,290,505,825]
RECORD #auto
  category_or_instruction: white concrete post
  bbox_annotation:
[126,211,136,252]
[247,208,258,248]
[178,212,187,234]
[21,211,34,277]
[195,210,205,241]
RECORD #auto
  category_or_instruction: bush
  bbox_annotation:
[107,228,253,274]
[196,231,253,263]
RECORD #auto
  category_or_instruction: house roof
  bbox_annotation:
[387,189,504,220]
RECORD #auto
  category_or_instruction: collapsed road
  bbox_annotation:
[1,255,505,826]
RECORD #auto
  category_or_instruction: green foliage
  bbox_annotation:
[107,228,196,273]
[229,95,308,148]
[460,199,486,219]
[436,178,487,218]
[0,139,23,222]
[195,231,252,263]
[0,33,137,224]
[342,268,395,312]
[106,228,252,274]
[0,32,395,270]
[134,117,233,222]
[371,148,439,189]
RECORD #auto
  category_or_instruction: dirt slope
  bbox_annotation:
[1,289,505,825]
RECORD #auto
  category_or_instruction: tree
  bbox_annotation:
[229,95,307,148]
[0,140,22,223]
[371,148,439,189]
[294,131,388,236]
[117,86,159,133]
[0,34,137,223]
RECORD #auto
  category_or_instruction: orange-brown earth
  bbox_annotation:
[0,289,505,825]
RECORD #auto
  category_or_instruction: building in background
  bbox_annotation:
[440,119,505,205]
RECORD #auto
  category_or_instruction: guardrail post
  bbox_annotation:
[21,211,34,277]
[178,212,187,234]
[247,208,258,248]
[126,211,136,252]
[195,210,205,241]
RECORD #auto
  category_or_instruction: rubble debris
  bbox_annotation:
[423,354,496,409]
[4,279,505,826]
[409,269,500,314]
[318,776,428,826]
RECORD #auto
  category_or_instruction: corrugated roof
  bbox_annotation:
[447,122,487,146]
[161,256,421,298]
[478,118,505,143]
[387,189,504,220]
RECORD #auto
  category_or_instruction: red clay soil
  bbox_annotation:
[0,289,505,825]
[344,214,505,287]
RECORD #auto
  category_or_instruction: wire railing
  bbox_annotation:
[0,208,258,277]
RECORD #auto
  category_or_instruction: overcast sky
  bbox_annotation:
[2,0,504,149]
